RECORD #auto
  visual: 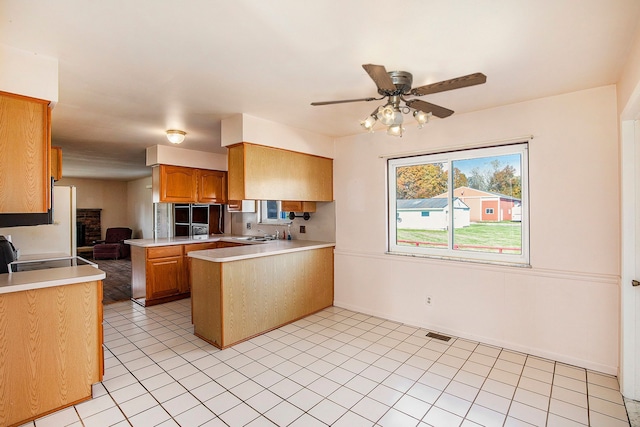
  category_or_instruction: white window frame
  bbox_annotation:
[387,143,530,266]
[257,200,290,224]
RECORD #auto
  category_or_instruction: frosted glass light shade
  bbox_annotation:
[360,115,377,132]
[413,110,431,128]
[166,129,186,144]
[378,105,398,126]
[387,124,404,137]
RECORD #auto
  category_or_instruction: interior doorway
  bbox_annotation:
[621,118,640,400]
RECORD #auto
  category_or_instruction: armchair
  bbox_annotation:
[92,227,132,260]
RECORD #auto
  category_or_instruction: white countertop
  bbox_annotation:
[125,235,244,247]
[187,240,335,262]
[0,265,106,294]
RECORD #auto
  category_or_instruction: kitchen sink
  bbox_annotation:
[231,236,275,242]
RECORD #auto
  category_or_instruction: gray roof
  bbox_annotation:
[397,198,450,210]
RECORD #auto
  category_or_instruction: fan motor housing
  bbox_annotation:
[385,71,413,95]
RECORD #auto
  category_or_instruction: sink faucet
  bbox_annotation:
[275,230,280,240]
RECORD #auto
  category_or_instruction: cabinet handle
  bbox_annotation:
[633,280,640,287]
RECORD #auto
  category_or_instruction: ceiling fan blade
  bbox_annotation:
[405,99,454,118]
[311,97,377,106]
[410,72,487,96]
[362,64,396,93]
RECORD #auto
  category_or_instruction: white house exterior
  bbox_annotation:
[397,198,470,230]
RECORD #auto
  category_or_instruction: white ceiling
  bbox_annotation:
[2,0,639,180]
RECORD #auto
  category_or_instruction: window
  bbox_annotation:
[258,200,289,224]
[388,143,529,265]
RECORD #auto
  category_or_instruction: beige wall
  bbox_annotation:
[56,178,129,240]
[127,177,153,239]
[333,85,620,374]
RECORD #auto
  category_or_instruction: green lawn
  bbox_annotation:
[397,222,522,254]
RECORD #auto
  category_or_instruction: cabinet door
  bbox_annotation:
[156,165,197,203]
[197,170,227,203]
[0,92,51,213]
[281,201,316,212]
[147,256,184,300]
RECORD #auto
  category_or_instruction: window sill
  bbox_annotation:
[385,250,531,268]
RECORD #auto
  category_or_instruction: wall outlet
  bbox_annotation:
[425,296,433,307]
[246,222,251,230]
[299,225,306,233]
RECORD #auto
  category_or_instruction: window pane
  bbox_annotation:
[395,162,449,250]
[266,200,278,220]
[451,154,522,255]
[388,142,528,265]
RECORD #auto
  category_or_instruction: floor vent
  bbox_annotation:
[426,332,451,342]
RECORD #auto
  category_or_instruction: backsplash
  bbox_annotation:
[230,201,335,242]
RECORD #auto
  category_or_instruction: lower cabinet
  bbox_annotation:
[0,281,103,426]
[132,241,247,306]
[147,255,185,300]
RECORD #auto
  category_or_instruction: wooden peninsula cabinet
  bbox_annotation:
[190,244,334,349]
[0,91,51,213]
[152,165,227,204]
[227,142,333,202]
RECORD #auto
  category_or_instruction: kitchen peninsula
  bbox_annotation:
[0,265,105,427]
[126,236,335,348]
[188,240,335,348]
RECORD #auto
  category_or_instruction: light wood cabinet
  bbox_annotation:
[0,280,103,426]
[51,146,63,181]
[0,91,51,213]
[197,169,227,203]
[227,142,333,202]
[153,165,227,204]
[191,247,334,348]
[281,201,316,212]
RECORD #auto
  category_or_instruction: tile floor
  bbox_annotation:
[22,299,635,427]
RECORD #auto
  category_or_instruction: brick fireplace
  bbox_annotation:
[76,209,101,247]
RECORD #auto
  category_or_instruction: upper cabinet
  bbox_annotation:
[0,91,51,213]
[281,201,316,213]
[153,165,227,204]
[51,146,62,181]
[227,143,333,202]
[197,169,227,204]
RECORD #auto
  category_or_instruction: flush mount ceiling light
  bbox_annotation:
[311,64,487,137]
[166,129,186,144]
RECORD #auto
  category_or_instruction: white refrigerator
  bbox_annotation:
[0,186,76,258]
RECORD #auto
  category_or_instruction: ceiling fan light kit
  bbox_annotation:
[166,129,186,144]
[313,64,487,137]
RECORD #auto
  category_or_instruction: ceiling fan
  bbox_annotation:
[311,64,487,136]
